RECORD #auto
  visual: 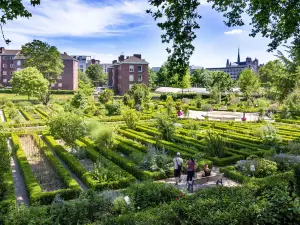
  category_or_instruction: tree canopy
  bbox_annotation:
[10,67,49,100]
[191,68,213,88]
[238,69,260,101]
[86,64,107,86]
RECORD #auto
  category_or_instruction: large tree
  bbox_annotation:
[156,63,169,87]
[258,60,300,102]
[0,0,40,44]
[10,67,49,100]
[85,64,107,86]
[238,69,260,101]
[148,0,300,81]
[148,68,157,89]
[191,68,213,88]
[21,40,64,104]
[210,71,233,103]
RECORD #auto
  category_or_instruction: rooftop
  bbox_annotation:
[121,56,148,64]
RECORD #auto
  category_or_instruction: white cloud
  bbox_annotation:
[3,0,150,38]
[224,29,243,35]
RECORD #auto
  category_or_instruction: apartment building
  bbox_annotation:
[108,54,149,95]
[0,47,78,90]
[71,55,91,72]
[100,63,112,74]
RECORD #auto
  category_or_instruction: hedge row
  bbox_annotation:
[80,137,167,180]
[118,129,192,158]
[35,107,49,119]
[18,107,33,121]
[275,118,300,125]
[11,134,78,205]
[2,121,46,128]
[98,115,152,123]
[43,135,134,190]
[3,108,11,123]
[220,166,251,184]
[0,138,16,215]
[0,89,74,94]
[115,135,148,153]
[160,92,199,100]
[210,153,244,167]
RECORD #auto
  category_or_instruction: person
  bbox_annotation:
[187,158,196,182]
[202,164,211,177]
[173,152,183,185]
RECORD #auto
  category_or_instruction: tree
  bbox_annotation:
[283,87,300,117]
[78,70,91,84]
[78,70,93,96]
[48,112,87,149]
[128,84,149,106]
[156,63,169,86]
[238,69,260,101]
[21,40,64,104]
[210,71,233,103]
[99,89,114,104]
[123,109,140,130]
[71,91,87,109]
[148,0,300,81]
[10,67,49,100]
[180,68,191,89]
[148,68,157,89]
[191,69,213,88]
[86,64,107,86]
[0,0,40,44]
[259,60,300,102]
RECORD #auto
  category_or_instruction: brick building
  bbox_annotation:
[0,47,78,90]
[108,54,149,95]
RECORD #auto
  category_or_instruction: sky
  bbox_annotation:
[2,0,283,67]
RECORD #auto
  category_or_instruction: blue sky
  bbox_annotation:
[2,0,281,67]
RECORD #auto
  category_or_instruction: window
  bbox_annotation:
[10,56,13,60]
[10,72,13,75]
[129,65,134,72]
[3,64,7,68]
[3,56,8,60]
[80,65,83,69]
[137,66,142,72]
[129,84,133,90]
[58,83,62,88]
[3,79,7,83]
[2,71,7,75]
[138,74,143,82]
[17,60,21,66]
[129,74,134,82]
[10,64,14,68]
[17,68,21,71]
[51,84,55,87]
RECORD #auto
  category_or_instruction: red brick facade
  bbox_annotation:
[108,54,149,95]
[0,47,78,90]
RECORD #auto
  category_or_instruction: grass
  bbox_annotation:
[0,93,73,101]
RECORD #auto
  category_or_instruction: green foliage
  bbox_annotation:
[254,123,281,147]
[48,112,87,149]
[294,164,300,196]
[105,101,121,116]
[283,88,300,117]
[155,114,175,141]
[78,70,91,85]
[202,103,212,112]
[10,67,49,100]
[180,68,191,89]
[205,130,226,158]
[238,69,260,101]
[99,89,114,104]
[165,95,174,117]
[71,91,87,109]
[148,68,157,88]
[122,109,140,130]
[85,64,107,86]
[128,84,149,106]
[191,68,213,88]
[91,126,115,149]
[182,103,189,117]
[123,93,131,106]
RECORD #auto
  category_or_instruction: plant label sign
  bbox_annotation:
[250,164,255,171]
[124,196,131,205]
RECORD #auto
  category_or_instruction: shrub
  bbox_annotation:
[91,126,115,149]
[105,101,121,116]
[294,164,300,196]
[235,157,277,178]
[202,104,212,112]
[99,89,114,104]
[182,104,189,117]
[165,95,174,117]
[287,140,300,154]
[155,114,175,141]
[204,130,226,158]
[122,109,140,130]
[254,123,281,147]
[123,93,131,106]
[271,154,300,172]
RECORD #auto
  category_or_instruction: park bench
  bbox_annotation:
[187,173,224,193]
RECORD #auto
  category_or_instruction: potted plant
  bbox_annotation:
[241,111,247,121]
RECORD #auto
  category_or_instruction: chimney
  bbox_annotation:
[64,52,67,55]
[0,47,4,54]
[133,54,141,59]
[118,55,125,62]
[112,60,117,64]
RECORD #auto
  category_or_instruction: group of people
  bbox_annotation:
[173,152,211,185]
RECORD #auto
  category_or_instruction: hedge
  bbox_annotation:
[160,92,199,100]
[0,89,74,94]
[220,166,251,184]
[11,134,80,205]
[98,115,152,123]
[275,118,300,125]
[35,107,49,118]
[80,137,168,180]
[0,138,16,215]
[18,107,34,121]
[115,135,148,153]
[44,135,134,190]
[1,121,46,128]
[210,153,244,167]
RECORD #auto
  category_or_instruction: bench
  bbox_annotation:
[187,173,224,192]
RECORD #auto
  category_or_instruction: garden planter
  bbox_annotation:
[241,117,247,121]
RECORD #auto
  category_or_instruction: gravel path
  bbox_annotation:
[8,139,30,205]
[40,136,88,191]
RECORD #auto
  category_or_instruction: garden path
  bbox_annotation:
[158,166,239,193]
[8,139,30,205]
[40,136,88,191]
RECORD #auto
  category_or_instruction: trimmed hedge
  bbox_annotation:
[115,135,148,153]
[98,115,152,123]
[80,137,168,180]
[44,135,134,190]
[160,92,199,100]
[35,107,49,118]
[220,166,251,184]
[11,134,80,205]
[0,89,74,94]
[210,153,244,167]
[18,107,34,121]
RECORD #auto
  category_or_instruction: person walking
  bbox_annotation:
[173,152,183,185]
[187,158,196,182]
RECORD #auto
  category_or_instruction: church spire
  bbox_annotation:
[237,47,240,64]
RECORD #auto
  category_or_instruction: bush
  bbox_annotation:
[122,109,140,130]
[202,104,212,112]
[99,89,114,104]
[182,104,189,117]
[105,101,121,116]
[91,126,116,149]
[155,114,175,141]
[123,93,131,106]
[294,164,300,196]
[254,123,281,147]
[271,154,300,172]
[205,130,226,158]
